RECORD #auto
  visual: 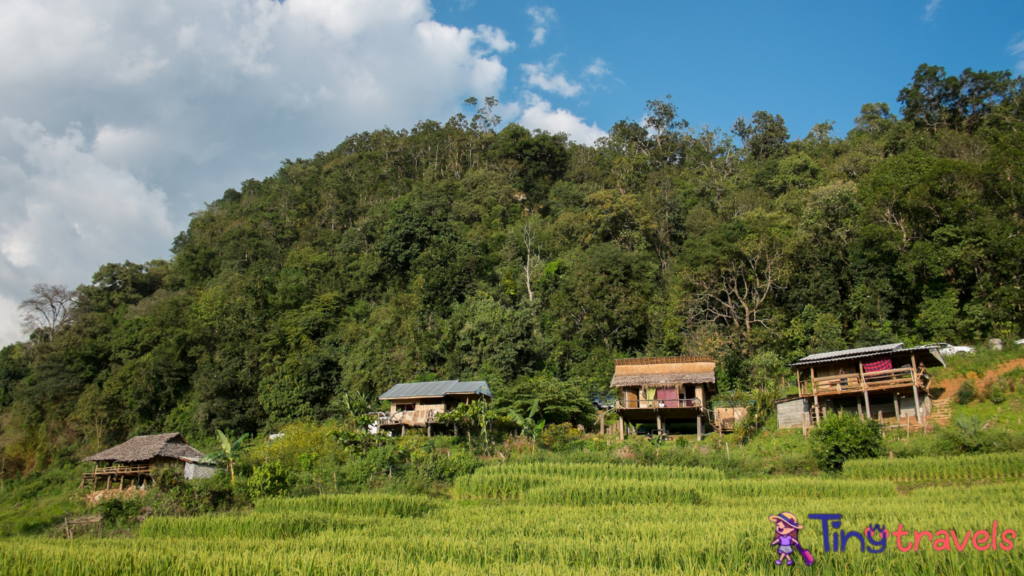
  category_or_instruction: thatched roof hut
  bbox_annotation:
[610,356,718,394]
[82,433,205,465]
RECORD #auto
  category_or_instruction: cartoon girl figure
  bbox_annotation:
[770,512,812,566]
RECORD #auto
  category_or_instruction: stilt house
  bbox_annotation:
[786,343,945,428]
[377,380,492,436]
[80,433,210,490]
[611,356,717,440]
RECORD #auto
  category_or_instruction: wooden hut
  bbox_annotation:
[377,380,492,436]
[789,343,945,427]
[80,433,208,490]
[610,356,717,440]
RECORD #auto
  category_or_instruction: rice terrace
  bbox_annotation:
[4,2,1024,575]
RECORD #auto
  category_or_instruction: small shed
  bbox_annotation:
[80,433,207,490]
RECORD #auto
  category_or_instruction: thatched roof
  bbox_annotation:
[82,433,205,464]
[610,356,717,394]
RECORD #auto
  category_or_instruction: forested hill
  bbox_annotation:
[2,64,1024,461]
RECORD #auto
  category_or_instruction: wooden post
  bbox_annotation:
[427,424,432,438]
[696,416,703,441]
[912,384,922,424]
[105,476,111,490]
[813,395,820,426]
[877,410,882,424]
[857,401,864,421]
[858,361,872,417]
[118,476,124,490]
[726,442,730,459]
[600,411,606,435]
[893,394,900,422]
[810,368,816,396]
[656,412,663,434]
[401,425,406,437]
[64,518,71,540]
[619,417,625,441]
[911,354,918,385]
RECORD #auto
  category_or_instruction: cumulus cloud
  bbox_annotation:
[521,60,582,97]
[510,92,606,146]
[0,118,175,341]
[0,0,513,346]
[527,6,556,46]
[584,58,610,78]
[923,0,941,21]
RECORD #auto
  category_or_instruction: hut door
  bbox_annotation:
[656,387,679,408]
[684,385,695,407]
[622,389,638,409]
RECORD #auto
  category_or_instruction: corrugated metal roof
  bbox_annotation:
[793,343,903,365]
[379,380,492,400]
[789,342,946,368]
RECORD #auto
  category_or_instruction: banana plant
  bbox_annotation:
[202,430,249,484]
[508,400,545,441]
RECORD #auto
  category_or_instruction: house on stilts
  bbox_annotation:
[779,343,946,429]
[80,433,213,491]
[376,380,492,437]
[611,356,717,440]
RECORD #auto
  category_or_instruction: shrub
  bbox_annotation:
[955,380,976,405]
[247,462,290,498]
[989,382,1007,404]
[810,412,883,472]
[411,448,480,483]
[538,423,583,451]
[97,497,144,529]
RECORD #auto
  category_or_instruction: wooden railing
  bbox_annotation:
[799,367,921,397]
[377,409,443,426]
[617,398,703,409]
[83,465,152,477]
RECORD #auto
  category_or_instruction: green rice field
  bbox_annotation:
[1,460,1022,575]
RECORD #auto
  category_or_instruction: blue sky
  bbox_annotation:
[437,0,1024,138]
[0,0,1021,345]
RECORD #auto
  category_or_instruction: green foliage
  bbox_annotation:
[810,412,883,472]
[5,63,1024,482]
[494,373,595,427]
[97,497,144,529]
[247,462,291,498]
[537,422,583,451]
[956,380,977,404]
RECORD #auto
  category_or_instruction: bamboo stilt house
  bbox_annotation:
[788,343,945,428]
[80,433,212,490]
[611,356,717,440]
[376,380,492,437]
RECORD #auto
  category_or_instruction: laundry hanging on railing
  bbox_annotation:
[862,358,893,373]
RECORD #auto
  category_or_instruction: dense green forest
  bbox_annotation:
[1,64,1023,472]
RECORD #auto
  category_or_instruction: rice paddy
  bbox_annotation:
[1,460,1022,575]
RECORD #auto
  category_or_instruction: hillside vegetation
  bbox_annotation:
[2,64,1024,472]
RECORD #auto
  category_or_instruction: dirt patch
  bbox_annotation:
[931,358,1024,401]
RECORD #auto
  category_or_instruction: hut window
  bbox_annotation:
[395,404,415,412]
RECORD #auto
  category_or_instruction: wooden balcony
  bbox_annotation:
[798,367,925,398]
[615,398,704,422]
[81,464,153,478]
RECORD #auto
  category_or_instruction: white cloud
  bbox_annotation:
[584,58,610,78]
[1011,37,1024,74]
[521,61,582,97]
[527,6,556,47]
[510,92,606,146]
[475,25,516,53]
[0,118,175,341]
[0,0,514,346]
[923,0,941,21]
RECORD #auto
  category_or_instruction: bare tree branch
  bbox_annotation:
[19,284,78,342]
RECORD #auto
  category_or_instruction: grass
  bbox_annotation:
[1,463,1023,575]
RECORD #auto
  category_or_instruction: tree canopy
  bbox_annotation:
[2,63,1023,465]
